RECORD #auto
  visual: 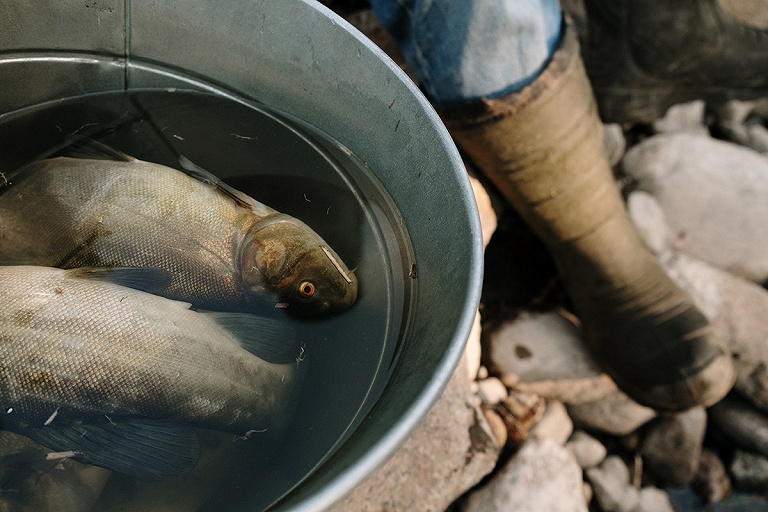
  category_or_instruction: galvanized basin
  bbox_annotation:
[0,1,482,510]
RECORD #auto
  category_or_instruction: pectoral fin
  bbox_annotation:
[203,312,298,363]
[23,418,200,481]
[66,267,173,295]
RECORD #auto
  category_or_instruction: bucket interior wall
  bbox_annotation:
[0,1,483,509]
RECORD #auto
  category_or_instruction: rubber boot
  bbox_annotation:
[583,0,768,123]
[439,22,734,411]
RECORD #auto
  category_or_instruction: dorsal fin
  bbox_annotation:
[177,156,259,211]
[67,138,137,162]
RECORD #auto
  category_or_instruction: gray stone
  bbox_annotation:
[730,449,768,493]
[515,376,617,407]
[488,311,616,404]
[638,486,675,512]
[623,132,768,282]
[652,100,708,135]
[627,191,675,255]
[331,357,499,512]
[692,448,732,505]
[735,358,768,413]
[476,377,508,405]
[746,122,768,154]
[461,439,587,512]
[567,391,656,436]
[529,400,573,446]
[709,98,768,151]
[709,395,768,458]
[566,430,607,469]
[639,408,707,486]
[586,456,640,512]
[603,123,627,167]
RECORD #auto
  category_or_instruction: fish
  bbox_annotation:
[0,146,358,317]
[0,265,298,480]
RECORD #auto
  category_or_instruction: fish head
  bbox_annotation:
[240,215,358,317]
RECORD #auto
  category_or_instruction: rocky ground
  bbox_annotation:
[329,6,768,512]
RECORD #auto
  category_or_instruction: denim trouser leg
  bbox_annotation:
[368,0,562,106]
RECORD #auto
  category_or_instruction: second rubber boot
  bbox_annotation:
[439,23,735,411]
[583,0,768,123]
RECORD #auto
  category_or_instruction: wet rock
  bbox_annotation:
[567,391,656,436]
[709,395,768,458]
[488,311,616,404]
[331,357,499,512]
[529,401,573,446]
[461,439,587,512]
[585,455,640,512]
[623,132,768,282]
[652,100,708,135]
[638,486,676,512]
[692,448,732,505]
[566,430,607,469]
[639,408,707,486]
[730,449,768,494]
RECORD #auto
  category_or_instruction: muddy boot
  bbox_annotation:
[583,0,768,123]
[439,22,734,411]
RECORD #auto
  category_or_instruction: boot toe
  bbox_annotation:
[615,347,735,411]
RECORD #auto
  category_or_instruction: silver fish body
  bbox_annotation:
[0,156,357,315]
[0,265,295,437]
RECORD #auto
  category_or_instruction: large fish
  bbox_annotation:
[0,265,298,480]
[0,148,358,316]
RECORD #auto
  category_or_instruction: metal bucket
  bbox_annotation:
[0,1,482,510]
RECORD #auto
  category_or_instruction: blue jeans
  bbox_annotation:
[368,0,562,106]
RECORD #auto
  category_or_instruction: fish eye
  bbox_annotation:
[299,281,315,298]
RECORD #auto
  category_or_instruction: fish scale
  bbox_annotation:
[0,266,295,433]
[0,155,358,316]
